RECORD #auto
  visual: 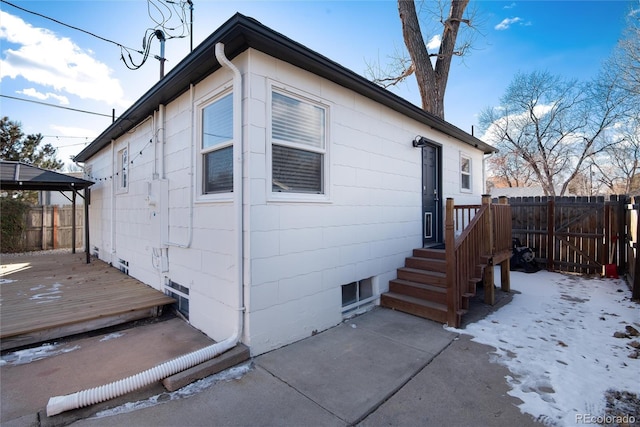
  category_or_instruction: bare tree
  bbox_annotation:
[479,70,628,196]
[598,117,640,194]
[368,0,474,119]
[615,6,640,98]
[599,7,640,194]
[486,147,536,189]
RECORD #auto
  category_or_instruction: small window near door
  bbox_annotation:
[460,154,471,192]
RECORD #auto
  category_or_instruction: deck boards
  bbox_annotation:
[0,251,175,350]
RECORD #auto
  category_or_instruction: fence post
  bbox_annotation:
[633,196,640,300]
[445,198,459,327]
[41,205,46,250]
[51,205,60,249]
[72,191,77,254]
[619,195,628,274]
[482,195,495,305]
[499,196,511,293]
[547,198,555,271]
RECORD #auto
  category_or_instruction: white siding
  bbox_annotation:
[243,50,486,355]
[84,47,487,357]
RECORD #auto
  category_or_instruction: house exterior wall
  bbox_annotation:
[242,50,486,354]
[84,58,244,344]
[83,47,487,357]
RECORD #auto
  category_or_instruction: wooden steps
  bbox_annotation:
[381,247,491,325]
[381,248,453,324]
[380,293,447,323]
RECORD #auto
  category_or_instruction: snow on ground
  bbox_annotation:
[448,268,639,426]
[0,342,81,366]
[99,332,125,342]
[29,283,63,303]
[89,361,253,419]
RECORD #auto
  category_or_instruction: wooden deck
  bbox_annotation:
[0,251,175,351]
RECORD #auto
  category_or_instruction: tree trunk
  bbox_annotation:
[398,0,469,119]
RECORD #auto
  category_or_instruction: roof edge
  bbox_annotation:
[75,13,495,162]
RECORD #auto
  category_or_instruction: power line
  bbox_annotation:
[1,0,191,73]
[1,94,116,118]
[0,0,143,54]
[41,137,95,148]
[41,135,94,140]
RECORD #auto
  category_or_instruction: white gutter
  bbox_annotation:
[46,43,245,417]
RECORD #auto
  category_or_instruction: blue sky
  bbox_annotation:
[0,0,634,167]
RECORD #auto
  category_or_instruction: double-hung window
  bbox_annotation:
[271,91,326,194]
[202,93,233,194]
[460,153,471,192]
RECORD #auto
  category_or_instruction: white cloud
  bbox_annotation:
[481,103,557,143]
[17,88,70,105]
[495,17,523,31]
[0,11,128,107]
[426,34,441,52]
[504,2,517,9]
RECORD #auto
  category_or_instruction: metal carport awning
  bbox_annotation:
[0,160,94,263]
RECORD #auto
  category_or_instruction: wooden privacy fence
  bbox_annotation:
[505,195,631,278]
[22,205,84,252]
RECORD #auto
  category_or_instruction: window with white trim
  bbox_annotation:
[341,277,375,315]
[117,147,128,191]
[271,91,326,194]
[460,154,471,191]
[201,93,233,194]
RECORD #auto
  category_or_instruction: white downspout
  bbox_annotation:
[110,139,116,263]
[46,43,245,417]
[158,104,166,179]
[215,41,245,351]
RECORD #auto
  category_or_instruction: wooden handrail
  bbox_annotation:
[445,195,512,327]
[453,204,481,232]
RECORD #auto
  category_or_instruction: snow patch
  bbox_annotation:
[0,278,16,284]
[30,282,63,303]
[90,362,253,419]
[100,332,125,342]
[1,343,81,365]
[447,269,639,426]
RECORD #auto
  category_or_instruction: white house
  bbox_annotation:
[74,14,496,356]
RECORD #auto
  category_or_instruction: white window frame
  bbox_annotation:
[196,88,234,201]
[341,277,376,316]
[460,153,472,192]
[117,145,129,193]
[267,85,330,203]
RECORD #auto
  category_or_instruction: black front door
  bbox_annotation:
[422,143,442,246]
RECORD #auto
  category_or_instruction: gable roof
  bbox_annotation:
[75,13,495,162]
[0,161,93,191]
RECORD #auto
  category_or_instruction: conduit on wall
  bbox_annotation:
[46,42,245,417]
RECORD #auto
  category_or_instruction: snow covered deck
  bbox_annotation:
[0,251,175,351]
